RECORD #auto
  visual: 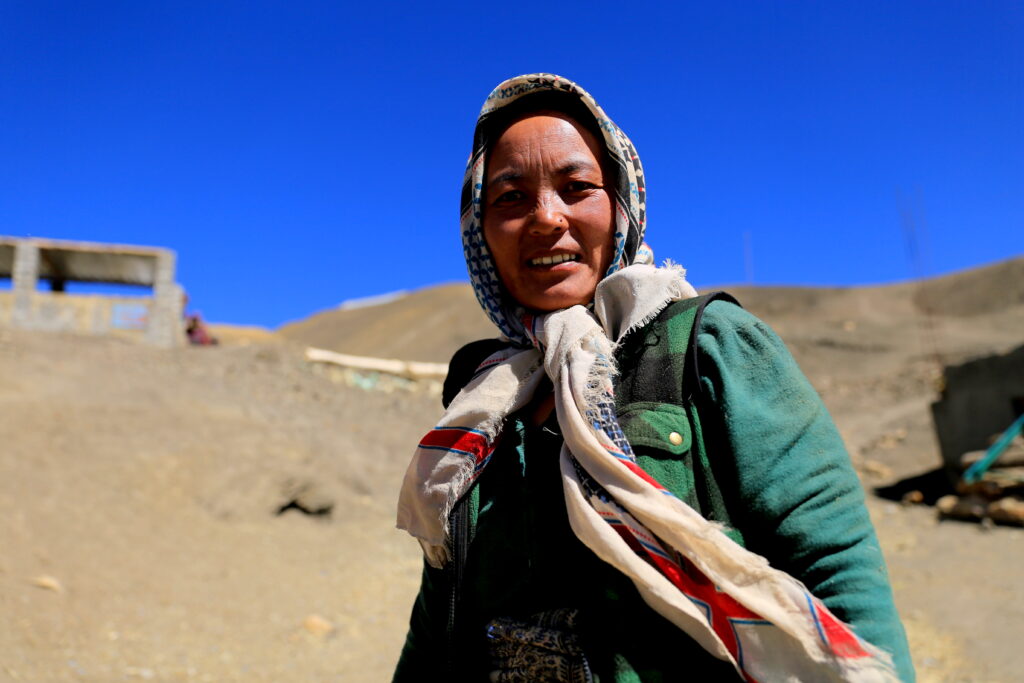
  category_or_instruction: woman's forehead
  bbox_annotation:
[486,114,606,177]
[490,107,600,147]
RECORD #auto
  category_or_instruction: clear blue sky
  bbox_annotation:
[2,2,1021,327]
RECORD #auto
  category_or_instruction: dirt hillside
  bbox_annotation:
[277,284,494,362]
[1,256,1022,682]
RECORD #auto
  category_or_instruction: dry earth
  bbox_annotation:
[2,257,1023,682]
[278,284,494,363]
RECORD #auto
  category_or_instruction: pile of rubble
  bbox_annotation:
[937,432,1024,527]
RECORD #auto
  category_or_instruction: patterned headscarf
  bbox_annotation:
[461,74,648,344]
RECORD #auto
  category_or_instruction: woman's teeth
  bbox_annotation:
[529,254,579,266]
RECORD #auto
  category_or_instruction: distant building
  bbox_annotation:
[931,344,1024,471]
[0,236,183,347]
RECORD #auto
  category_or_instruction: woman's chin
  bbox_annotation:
[515,282,598,312]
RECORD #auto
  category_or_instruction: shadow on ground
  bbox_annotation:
[874,468,954,506]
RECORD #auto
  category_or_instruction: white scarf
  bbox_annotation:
[397,264,897,682]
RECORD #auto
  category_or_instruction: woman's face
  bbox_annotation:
[482,113,615,312]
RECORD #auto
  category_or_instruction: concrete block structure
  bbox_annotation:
[0,236,184,347]
[931,344,1024,471]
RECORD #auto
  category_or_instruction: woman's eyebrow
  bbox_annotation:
[487,171,522,188]
[556,159,598,175]
[487,159,599,188]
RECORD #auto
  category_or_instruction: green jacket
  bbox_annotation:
[394,297,914,682]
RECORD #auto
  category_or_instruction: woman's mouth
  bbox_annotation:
[527,254,580,267]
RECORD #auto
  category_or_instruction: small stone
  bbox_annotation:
[302,613,334,637]
[936,495,958,516]
[29,575,63,593]
[937,494,988,521]
[988,497,1024,526]
[901,490,924,506]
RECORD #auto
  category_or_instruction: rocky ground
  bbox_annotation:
[1,257,1022,682]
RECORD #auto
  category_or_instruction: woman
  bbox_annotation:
[395,74,913,682]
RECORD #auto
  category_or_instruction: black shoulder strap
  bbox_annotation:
[683,291,741,401]
[442,338,513,408]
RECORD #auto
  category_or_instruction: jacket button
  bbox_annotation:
[668,431,684,446]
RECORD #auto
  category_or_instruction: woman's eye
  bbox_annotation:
[566,181,596,193]
[494,190,524,204]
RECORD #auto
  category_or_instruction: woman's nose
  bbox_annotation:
[529,195,567,234]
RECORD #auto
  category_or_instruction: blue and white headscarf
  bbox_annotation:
[460,73,648,344]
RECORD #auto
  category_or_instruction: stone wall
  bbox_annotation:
[931,344,1024,469]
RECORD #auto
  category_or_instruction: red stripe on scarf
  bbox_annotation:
[817,604,871,658]
[474,351,517,374]
[419,428,493,464]
[621,459,669,491]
